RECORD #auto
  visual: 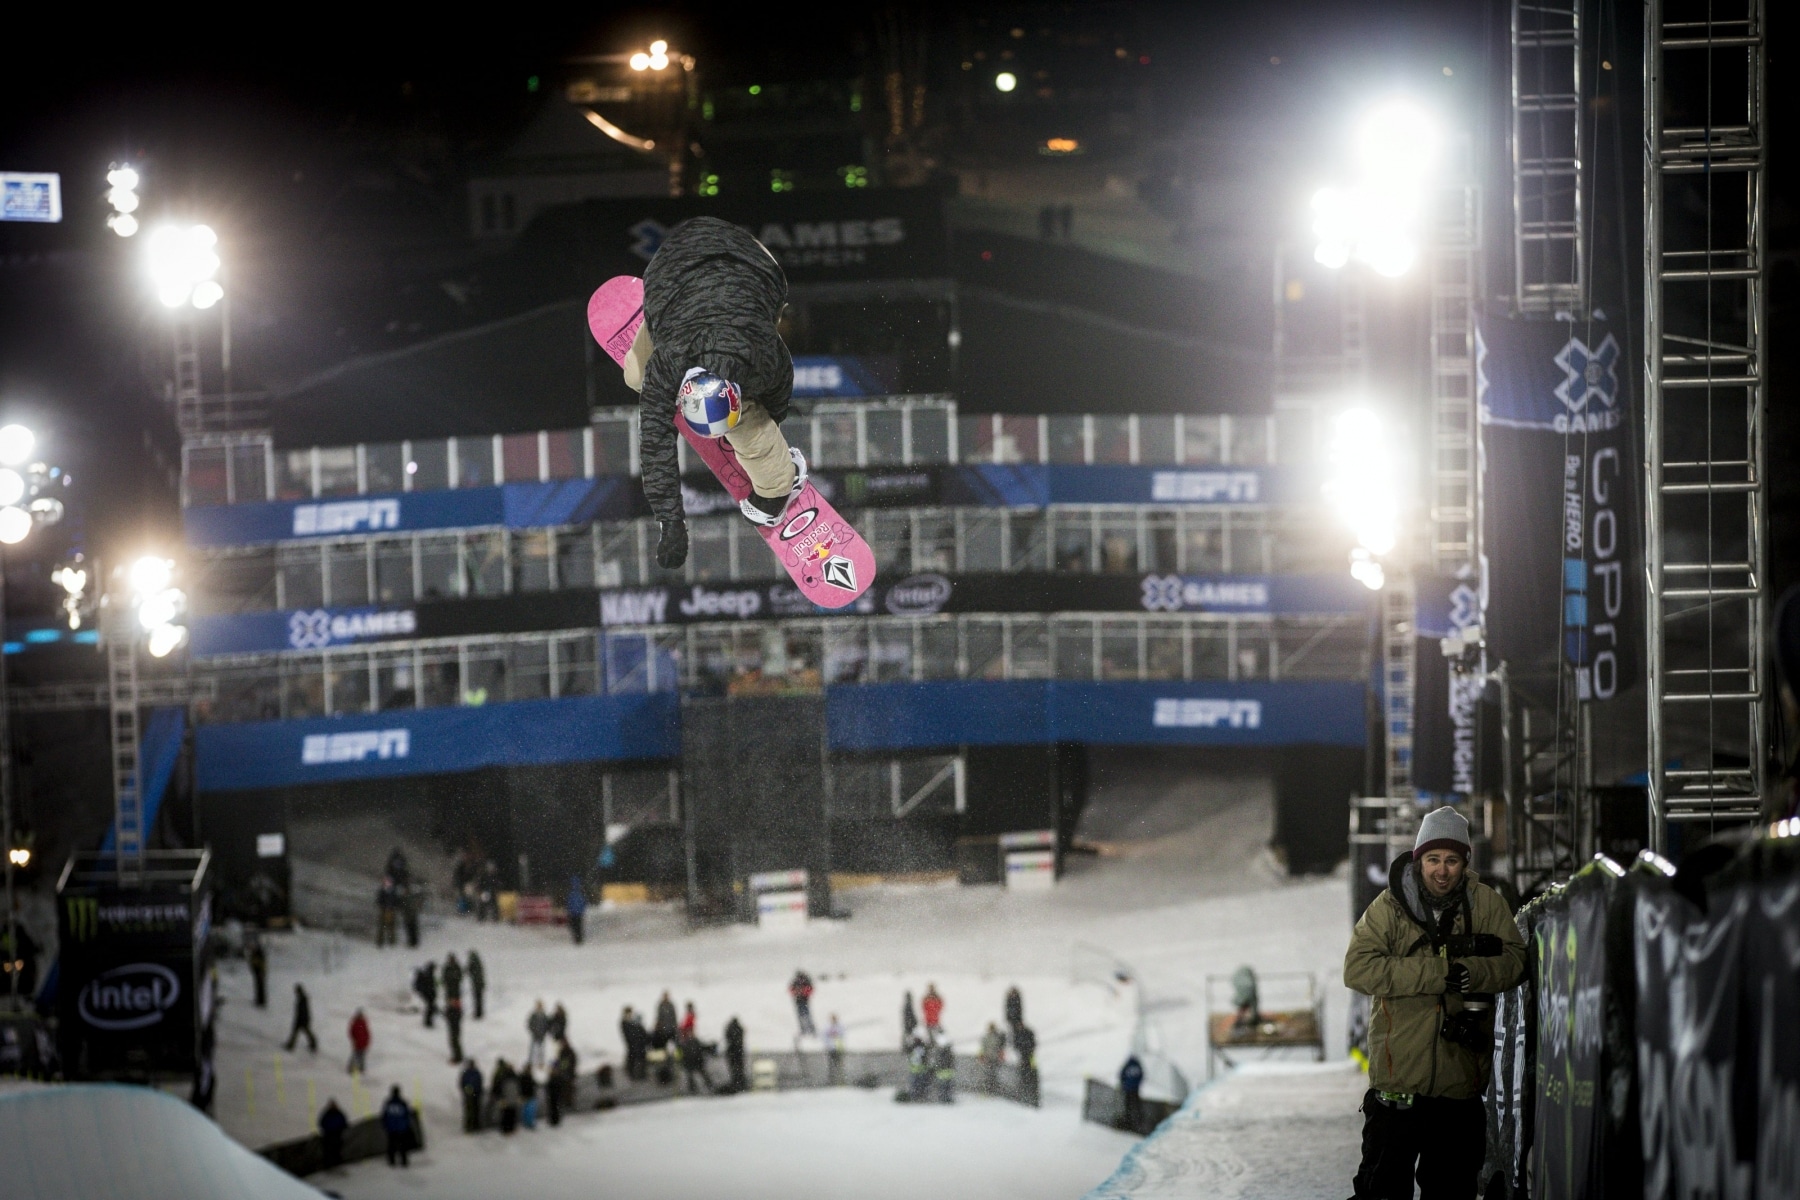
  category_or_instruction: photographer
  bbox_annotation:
[1343,807,1525,1199]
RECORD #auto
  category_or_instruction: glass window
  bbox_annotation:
[274,449,313,500]
[465,532,507,596]
[1228,416,1272,465]
[1053,511,1092,572]
[408,440,449,492]
[1098,512,1139,574]
[918,621,957,679]
[1226,513,1269,573]
[194,550,276,615]
[823,625,867,685]
[463,644,506,705]
[592,418,631,476]
[326,652,371,714]
[1180,511,1226,572]
[1190,623,1231,678]
[502,433,540,483]
[282,655,325,719]
[277,545,323,609]
[1048,415,1086,463]
[1143,513,1179,573]
[1053,618,1095,680]
[374,539,415,604]
[213,666,281,723]
[963,619,1005,679]
[230,441,268,503]
[557,527,595,588]
[1234,626,1271,680]
[514,531,554,593]
[868,510,912,569]
[1099,620,1142,680]
[419,647,460,707]
[870,624,913,682]
[957,415,993,464]
[1182,417,1223,465]
[418,535,461,599]
[1138,416,1177,465]
[1093,416,1132,464]
[325,543,369,607]
[597,524,641,587]
[1008,618,1050,678]
[454,436,495,488]
[910,407,951,464]
[185,446,228,507]
[375,649,417,710]
[508,640,551,701]
[1275,407,1318,465]
[959,511,1004,572]
[555,634,599,696]
[689,518,732,582]
[865,410,903,465]
[365,442,405,493]
[546,430,584,480]
[736,523,780,580]
[317,447,358,496]
[1145,624,1185,679]
[817,413,857,467]
[911,512,954,573]
[1007,511,1046,571]
[778,626,822,690]
[997,416,1039,464]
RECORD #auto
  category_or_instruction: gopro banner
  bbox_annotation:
[1478,316,1639,697]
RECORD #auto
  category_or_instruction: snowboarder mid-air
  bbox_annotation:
[620,217,808,570]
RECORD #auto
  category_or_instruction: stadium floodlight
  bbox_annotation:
[106,163,141,237]
[0,506,30,545]
[147,223,222,309]
[630,39,672,71]
[145,623,188,659]
[0,424,33,466]
[995,72,1018,92]
[0,469,22,506]
[1324,406,1401,589]
[6,848,26,868]
[129,554,173,596]
[127,554,187,656]
[1311,99,1439,278]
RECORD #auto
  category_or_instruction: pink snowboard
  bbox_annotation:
[587,276,877,609]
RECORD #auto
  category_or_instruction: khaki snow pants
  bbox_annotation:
[624,324,795,500]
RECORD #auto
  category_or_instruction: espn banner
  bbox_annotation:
[1477,316,1639,699]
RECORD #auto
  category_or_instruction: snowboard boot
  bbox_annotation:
[739,447,809,528]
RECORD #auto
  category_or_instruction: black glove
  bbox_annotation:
[1444,962,1471,994]
[656,520,688,570]
[1444,933,1505,958]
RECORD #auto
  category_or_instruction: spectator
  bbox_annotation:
[921,983,944,1033]
[901,991,918,1049]
[380,1085,414,1167]
[1004,985,1024,1033]
[621,1006,650,1081]
[1231,965,1261,1031]
[476,861,501,923]
[414,962,438,1028]
[385,847,411,887]
[566,876,588,946]
[347,1009,371,1074]
[549,1040,578,1125]
[933,1037,955,1104]
[247,936,268,1009]
[518,1064,540,1129]
[824,1014,845,1085]
[979,1022,1006,1093]
[724,1016,747,1092]
[788,970,816,1037]
[679,1001,697,1040]
[527,1000,551,1069]
[905,1037,931,1102]
[285,984,318,1053]
[442,953,464,1007]
[1013,1023,1039,1107]
[466,950,486,1020]
[376,876,399,948]
[653,991,679,1050]
[493,1059,521,1134]
[1343,807,1527,1200]
[549,1002,569,1046]
[459,1059,484,1133]
[445,992,465,1063]
[451,851,477,914]
[318,1098,349,1169]
[401,881,421,948]
[1119,1055,1145,1132]
[678,1030,714,1094]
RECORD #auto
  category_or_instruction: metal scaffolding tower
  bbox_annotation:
[102,605,144,880]
[1512,0,1585,316]
[1430,144,1480,576]
[1643,0,1768,848]
[1383,579,1417,802]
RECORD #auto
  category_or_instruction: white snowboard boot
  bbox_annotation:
[739,447,809,528]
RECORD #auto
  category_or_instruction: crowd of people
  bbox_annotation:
[617,991,746,1096]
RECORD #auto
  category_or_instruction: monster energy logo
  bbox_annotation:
[66,896,98,942]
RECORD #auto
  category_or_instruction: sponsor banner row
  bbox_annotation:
[194,693,682,792]
[188,573,1370,655]
[184,465,1316,548]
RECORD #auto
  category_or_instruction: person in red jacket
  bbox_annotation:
[788,970,816,1037]
[679,1001,698,1040]
[348,1009,372,1075]
[921,984,945,1033]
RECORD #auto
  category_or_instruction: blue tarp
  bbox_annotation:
[99,707,185,853]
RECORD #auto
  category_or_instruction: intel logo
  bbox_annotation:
[885,574,952,616]
[77,962,182,1031]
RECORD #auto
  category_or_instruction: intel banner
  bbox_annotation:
[194,693,680,791]
[1478,316,1639,698]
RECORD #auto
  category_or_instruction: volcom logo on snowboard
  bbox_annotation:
[822,555,858,591]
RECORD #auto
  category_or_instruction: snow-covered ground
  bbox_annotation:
[207,765,1359,1199]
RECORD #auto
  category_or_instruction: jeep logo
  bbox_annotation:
[77,962,182,1031]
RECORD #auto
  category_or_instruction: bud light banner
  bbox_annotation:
[1412,575,1483,797]
[1478,316,1639,699]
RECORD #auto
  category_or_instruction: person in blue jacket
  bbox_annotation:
[380,1085,415,1167]
[567,876,589,946]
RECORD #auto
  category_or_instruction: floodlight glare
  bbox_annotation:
[1323,406,1400,568]
[109,213,139,238]
[6,848,27,868]
[0,469,22,507]
[192,280,224,310]
[650,40,667,55]
[146,623,188,659]
[107,166,140,191]
[0,506,30,545]
[147,224,222,309]
[106,186,140,214]
[0,425,34,466]
[630,52,651,70]
[129,555,174,597]
[649,52,669,70]
[995,72,1018,92]
[137,587,184,631]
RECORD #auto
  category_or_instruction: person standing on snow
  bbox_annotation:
[653,991,679,1051]
[526,1000,551,1069]
[347,1008,371,1074]
[566,876,589,946]
[901,991,918,1049]
[788,970,816,1038]
[979,1022,1007,1093]
[285,983,318,1052]
[824,1014,846,1085]
[724,1016,747,1092]
[380,1085,416,1166]
[549,1040,578,1125]
[1012,1023,1040,1107]
[247,935,268,1008]
[1343,806,1525,1200]
[679,1001,698,1041]
[318,1098,349,1169]
[414,961,438,1028]
[1004,985,1024,1034]
[459,1058,484,1132]
[920,983,944,1034]
[615,217,807,572]
[1119,1055,1146,1132]
[621,1006,650,1081]
[466,949,486,1019]
[932,1037,956,1104]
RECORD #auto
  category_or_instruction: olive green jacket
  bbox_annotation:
[1343,857,1527,1099]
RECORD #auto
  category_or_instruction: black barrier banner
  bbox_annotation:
[1532,868,1614,1200]
[1742,870,1800,1196]
[1486,900,1537,1199]
[1477,316,1639,697]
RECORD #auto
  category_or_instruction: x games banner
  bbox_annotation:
[1478,316,1639,700]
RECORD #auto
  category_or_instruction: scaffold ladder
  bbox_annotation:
[1430,151,1479,576]
[1383,577,1417,802]
[103,609,144,879]
[1512,0,1585,315]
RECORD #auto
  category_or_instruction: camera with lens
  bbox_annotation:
[1441,994,1495,1054]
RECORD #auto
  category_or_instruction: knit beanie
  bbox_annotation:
[1413,806,1472,860]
